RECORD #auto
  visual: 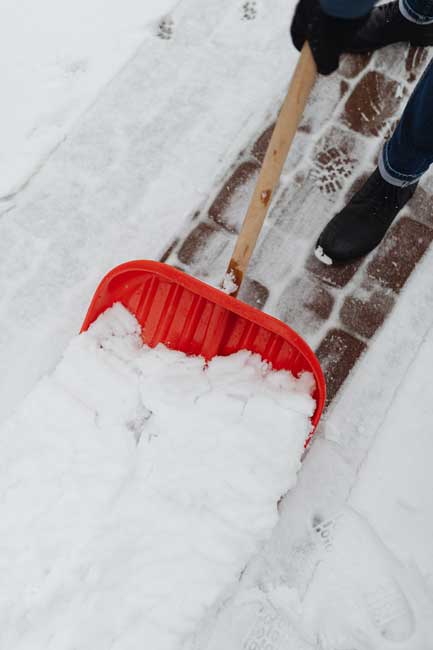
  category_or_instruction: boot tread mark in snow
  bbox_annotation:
[242,1,257,21]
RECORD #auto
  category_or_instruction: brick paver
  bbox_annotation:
[367,217,433,291]
[342,71,403,137]
[209,161,260,232]
[316,329,367,406]
[305,252,362,289]
[161,47,433,411]
[340,281,395,340]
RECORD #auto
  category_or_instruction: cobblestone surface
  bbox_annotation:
[208,161,259,232]
[162,48,433,410]
[340,281,395,340]
[367,217,433,292]
[316,328,367,406]
[342,71,403,137]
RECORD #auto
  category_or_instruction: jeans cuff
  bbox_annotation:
[399,0,433,24]
[379,144,423,187]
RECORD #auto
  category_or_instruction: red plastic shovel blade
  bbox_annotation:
[81,261,326,436]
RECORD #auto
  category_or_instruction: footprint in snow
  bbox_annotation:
[157,16,174,40]
[242,1,257,21]
[312,508,421,645]
[313,513,341,554]
[202,588,303,650]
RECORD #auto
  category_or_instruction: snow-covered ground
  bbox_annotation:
[2,0,433,647]
[0,0,178,198]
[195,245,433,649]
[0,0,299,425]
[0,304,315,649]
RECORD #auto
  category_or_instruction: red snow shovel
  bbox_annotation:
[81,44,325,441]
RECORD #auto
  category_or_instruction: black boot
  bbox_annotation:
[345,1,433,53]
[315,168,418,264]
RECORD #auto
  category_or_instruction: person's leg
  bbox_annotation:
[316,57,433,264]
[359,0,433,188]
[380,59,433,187]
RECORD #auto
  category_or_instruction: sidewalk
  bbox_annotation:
[194,216,433,650]
[164,44,433,409]
[187,47,433,649]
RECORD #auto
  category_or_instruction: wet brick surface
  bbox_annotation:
[406,46,430,83]
[305,253,362,290]
[167,49,433,410]
[316,328,367,406]
[340,283,395,340]
[374,43,412,82]
[342,71,403,137]
[406,185,433,228]
[238,277,269,310]
[252,125,275,164]
[208,161,259,232]
[160,239,179,263]
[367,217,433,292]
[339,53,372,79]
[177,222,230,268]
[276,275,335,338]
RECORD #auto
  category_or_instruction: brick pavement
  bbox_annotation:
[161,45,433,410]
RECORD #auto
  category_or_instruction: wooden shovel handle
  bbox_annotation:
[225,43,317,296]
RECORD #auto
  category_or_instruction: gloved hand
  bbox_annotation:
[291,0,371,75]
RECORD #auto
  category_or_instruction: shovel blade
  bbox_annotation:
[81,261,326,436]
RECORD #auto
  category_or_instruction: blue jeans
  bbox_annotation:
[379,0,433,186]
[321,0,433,20]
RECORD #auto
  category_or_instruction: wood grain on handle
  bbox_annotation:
[225,43,317,296]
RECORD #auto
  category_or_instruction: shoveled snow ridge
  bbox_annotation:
[0,303,315,650]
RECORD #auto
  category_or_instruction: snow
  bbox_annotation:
[3,0,433,646]
[314,244,333,266]
[0,0,177,198]
[196,246,433,649]
[291,266,433,646]
[0,303,315,649]
[0,0,300,425]
[222,270,239,295]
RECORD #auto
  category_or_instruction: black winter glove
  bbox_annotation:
[291,0,371,75]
